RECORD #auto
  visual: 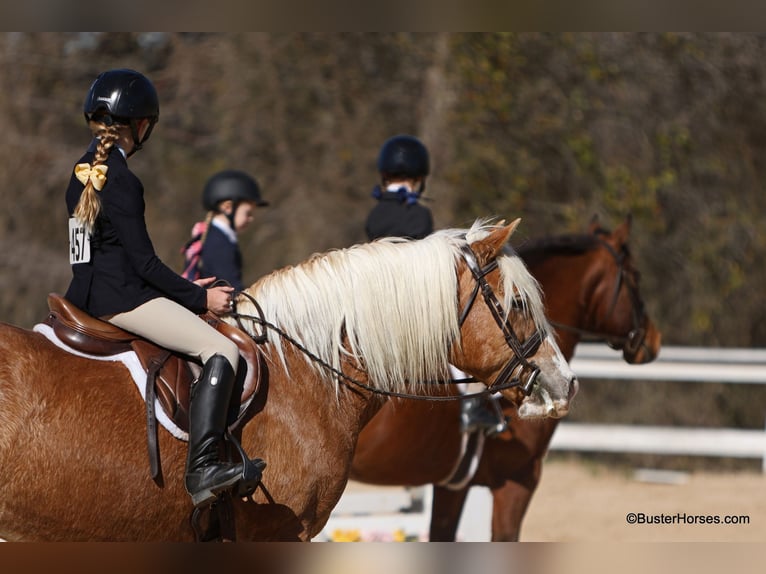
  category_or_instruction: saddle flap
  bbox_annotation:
[141,315,263,434]
[203,312,263,403]
[132,339,194,426]
[127,314,263,434]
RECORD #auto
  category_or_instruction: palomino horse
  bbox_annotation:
[350,215,661,541]
[0,219,577,541]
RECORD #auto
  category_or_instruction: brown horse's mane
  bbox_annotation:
[514,230,605,267]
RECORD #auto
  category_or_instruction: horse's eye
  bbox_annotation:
[509,296,525,310]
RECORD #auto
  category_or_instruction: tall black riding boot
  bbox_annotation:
[185,354,244,508]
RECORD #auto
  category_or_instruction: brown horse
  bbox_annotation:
[350,215,661,541]
[0,219,577,541]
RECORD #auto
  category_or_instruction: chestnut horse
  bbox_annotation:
[0,219,577,541]
[350,215,661,541]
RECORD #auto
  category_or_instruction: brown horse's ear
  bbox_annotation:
[471,218,520,264]
[588,213,601,234]
[613,214,632,244]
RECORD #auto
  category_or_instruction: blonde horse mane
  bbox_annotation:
[233,219,549,394]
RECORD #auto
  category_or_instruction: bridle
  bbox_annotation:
[458,244,544,396]
[549,233,647,356]
[229,243,546,401]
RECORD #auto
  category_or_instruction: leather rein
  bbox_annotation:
[231,244,545,402]
[548,234,647,355]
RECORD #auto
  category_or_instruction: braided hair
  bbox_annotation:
[73,122,121,231]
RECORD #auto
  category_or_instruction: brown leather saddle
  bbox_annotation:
[44,293,264,434]
[43,293,266,488]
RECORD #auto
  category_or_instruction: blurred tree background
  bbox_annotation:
[1,33,764,454]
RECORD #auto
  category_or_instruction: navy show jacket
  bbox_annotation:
[198,221,245,292]
[65,145,207,318]
[365,192,434,241]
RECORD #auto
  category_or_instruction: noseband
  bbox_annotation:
[458,245,543,396]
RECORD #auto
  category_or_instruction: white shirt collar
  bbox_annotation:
[386,183,413,192]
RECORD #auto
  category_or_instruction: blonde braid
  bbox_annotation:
[73,123,121,230]
[197,210,216,272]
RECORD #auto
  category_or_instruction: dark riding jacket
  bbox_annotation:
[65,143,207,318]
[365,191,434,241]
[198,220,245,292]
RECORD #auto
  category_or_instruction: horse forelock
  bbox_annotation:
[496,254,551,335]
[237,233,465,394]
[464,218,551,336]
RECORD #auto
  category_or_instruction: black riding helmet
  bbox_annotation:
[203,170,268,212]
[377,135,430,180]
[83,69,159,157]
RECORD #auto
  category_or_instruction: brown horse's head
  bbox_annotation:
[584,214,661,364]
[451,219,578,419]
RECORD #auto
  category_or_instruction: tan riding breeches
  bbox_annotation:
[108,297,240,370]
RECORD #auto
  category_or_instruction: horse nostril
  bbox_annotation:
[546,404,556,417]
[568,377,579,401]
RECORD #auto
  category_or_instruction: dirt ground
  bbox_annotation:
[520,459,766,542]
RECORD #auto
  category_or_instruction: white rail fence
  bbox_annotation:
[315,345,766,541]
[556,344,766,471]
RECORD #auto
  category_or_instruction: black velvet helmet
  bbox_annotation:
[377,135,430,179]
[202,170,268,211]
[83,69,159,154]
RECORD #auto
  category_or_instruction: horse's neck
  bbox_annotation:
[525,252,593,360]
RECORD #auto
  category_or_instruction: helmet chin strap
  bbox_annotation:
[227,201,240,229]
[126,118,156,158]
[126,122,143,158]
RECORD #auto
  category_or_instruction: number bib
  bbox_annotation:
[68,217,92,264]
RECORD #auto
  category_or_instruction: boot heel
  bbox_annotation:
[191,489,217,508]
[188,469,242,508]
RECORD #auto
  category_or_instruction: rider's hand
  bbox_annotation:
[206,285,235,315]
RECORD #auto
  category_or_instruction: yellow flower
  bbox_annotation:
[331,529,362,542]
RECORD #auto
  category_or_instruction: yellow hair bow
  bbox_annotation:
[74,163,109,191]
